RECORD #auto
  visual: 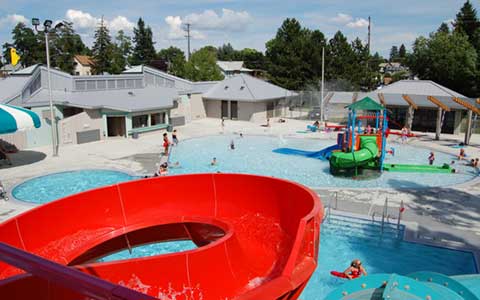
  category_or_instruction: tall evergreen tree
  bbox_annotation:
[217,43,239,61]
[389,46,399,62]
[437,22,450,34]
[91,17,113,74]
[454,0,480,47]
[110,30,132,73]
[130,18,156,65]
[399,44,407,59]
[326,31,355,82]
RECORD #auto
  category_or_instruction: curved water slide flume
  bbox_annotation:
[0,174,323,300]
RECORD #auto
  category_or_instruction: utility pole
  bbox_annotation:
[320,47,325,122]
[367,16,371,54]
[184,23,191,61]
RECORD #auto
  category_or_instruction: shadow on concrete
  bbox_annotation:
[389,179,480,237]
[0,150,47,169]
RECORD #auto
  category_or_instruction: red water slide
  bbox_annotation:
[0,173,323,300]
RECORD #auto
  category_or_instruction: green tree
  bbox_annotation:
[437,22,450,34]
[389,46,399,62]
[454,1,480,47]
[326,31,355,82]
[217,43,239,61]
[184,46,224,81]
[3,22,43,67]
[239,48,266,70]
[408,31,478,96]
[130,18,156,65]
[399,44,407,59]
[110,30,132,73]
[51,22,88,74]
[91,17,113,74]
[157,46,186,77]
[265,18,312,90]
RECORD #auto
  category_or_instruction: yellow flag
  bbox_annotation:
[10,48,20,66]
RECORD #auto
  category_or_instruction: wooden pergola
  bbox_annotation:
[376,91,479,144]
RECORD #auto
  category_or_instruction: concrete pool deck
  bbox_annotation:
[1,117,480,264]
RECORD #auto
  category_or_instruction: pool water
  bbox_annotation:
[12,170,137,204]
[169,135,477,188]
[95,215,477,299]
[97,241,197,262]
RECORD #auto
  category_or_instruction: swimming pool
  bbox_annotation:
[169,135,477,188]
[12,170,137,204]
[96,214,477,298]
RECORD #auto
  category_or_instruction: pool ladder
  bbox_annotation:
[373,198,403,237]
[322,191,338,224]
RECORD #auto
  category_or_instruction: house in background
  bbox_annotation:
[379,62,411,85]
[216,61,253,78]
[73,55,95,76]
[0,63,22,76]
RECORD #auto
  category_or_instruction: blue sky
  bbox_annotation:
[0,0,473,59]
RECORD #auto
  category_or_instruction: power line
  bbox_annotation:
[184,23,191,61]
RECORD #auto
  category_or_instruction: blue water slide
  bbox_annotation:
[273,144,340,161]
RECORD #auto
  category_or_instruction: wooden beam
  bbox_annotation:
[452,97,480,115]
[378,93,386,106]
[427,96,450,112]
[402,94,418,110]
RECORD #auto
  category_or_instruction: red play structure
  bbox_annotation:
[0,174,322,300]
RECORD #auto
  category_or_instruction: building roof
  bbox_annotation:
[74,55,95,67]
[203,74,296,102]
[0,63,22,72]
[25,86,178,112]
[12,64,40,75]
[216,61,252,72]
[0,76,31,103]
[369,80,470,111]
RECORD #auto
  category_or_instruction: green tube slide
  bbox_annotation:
[329,136,378,171]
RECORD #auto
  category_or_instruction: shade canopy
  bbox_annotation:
[346,97,384,111]
[0,104,41,134]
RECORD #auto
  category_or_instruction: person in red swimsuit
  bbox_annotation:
[163,133,170,155]
[343,259,367,279]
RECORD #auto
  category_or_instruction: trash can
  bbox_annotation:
[167,125,173,132]
[132,132,139,139]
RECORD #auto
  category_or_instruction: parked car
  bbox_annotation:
[308,106,322,119]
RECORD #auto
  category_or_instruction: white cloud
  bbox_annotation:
[65,9,134,32]
[66,9,98,29]
[183,8,252,31]
[165,15,205,40]
[109,16,134,31]
[0,14,28,28]
[346,18,369,28]
[331,13,352,24]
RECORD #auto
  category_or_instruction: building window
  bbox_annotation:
[97,80,106,89]
[86,81,96,90]
[75,80,86,90]
[151,112,166,125]
[107,80,116,89]
[29,75,41,95]
[132,115,148,128]
[134,79,143,88]
[117,79,125,88]
[126,79,135,88]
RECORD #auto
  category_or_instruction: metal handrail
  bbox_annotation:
[381,197,388,233]
[0,242,155,300]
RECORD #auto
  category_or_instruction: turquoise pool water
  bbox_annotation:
[169,135,477,188]
[96,215,477,299]
[12,170,137,204]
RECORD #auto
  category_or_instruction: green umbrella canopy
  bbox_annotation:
[345,97,384,111]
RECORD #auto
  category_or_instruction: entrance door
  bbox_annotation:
[266,102,274,118]
[107,116,126,137]
[221,101,229,119]
[230,101,238,119]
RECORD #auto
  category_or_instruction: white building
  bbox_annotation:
[216,61,253,78]
[73,55,94,76]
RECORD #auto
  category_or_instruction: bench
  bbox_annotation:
[128,124,169,136]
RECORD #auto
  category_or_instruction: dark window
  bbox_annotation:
[132,115,148,128]
[151,112,166,125]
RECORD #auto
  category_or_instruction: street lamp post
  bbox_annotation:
[32,18,58,156]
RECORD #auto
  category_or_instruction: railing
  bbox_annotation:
[0,242,155,300]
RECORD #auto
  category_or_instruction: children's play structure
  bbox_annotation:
[325,272,480,300]
[0,174,322,300]
[275,97,453,175]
